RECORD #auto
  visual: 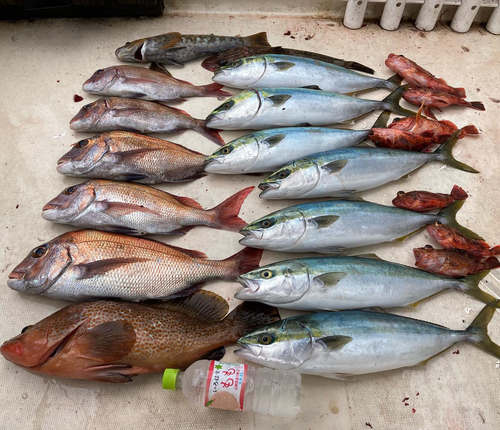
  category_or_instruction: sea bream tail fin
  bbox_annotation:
[226,301,280,340]
[194,119,225,146]
[459,271,499,305]
[465,300,500,360]
[438,199,484,241]
[222,247,263,279]
[200,83,232,98]
[381,84,418,117]
[207,186,254,232]
[434,130,479,173]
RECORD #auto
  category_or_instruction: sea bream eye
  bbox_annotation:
[82,104,92,110]
[259,333,275,345]
[95,69,104,74]
[31,244,49,258]
[21,325,32,333]
[74,139,88,148]
[64,186,78,195]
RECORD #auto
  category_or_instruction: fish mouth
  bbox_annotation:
[234,279,263,301]
[42,203,58,211]
[205,113,223,128]
[239,229,263,240]
[258,181,280,191]
[203,156,223,170]
[56,159,73,174]
[234,344,262,360]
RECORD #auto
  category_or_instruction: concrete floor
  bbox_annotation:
[0,14,499,430]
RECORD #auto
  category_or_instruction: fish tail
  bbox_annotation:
[438,199,484,241]
[207,187,254,232]
[222,247,263,279]
[200,83,232,98]
[371,110,391,129]
[385,73,403,91]
[225,301,280,340]
[458,271,497,305]
[434,130,479,173]
[346,62,375,75]
[469,101,486,111]
[490,245,500,256]
[194,119,225,145]
[461,125,480,136]
[484,257,500,270]
[245,32,271,47]
[381,85,418,117]
[465,300,500,360]
[450,185,468,200]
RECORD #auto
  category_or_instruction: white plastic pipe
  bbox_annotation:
[451,0,483,32]
[380,0,407,30]
[344,0,369,29]
[486,5,500,34]
[415,0,444,31]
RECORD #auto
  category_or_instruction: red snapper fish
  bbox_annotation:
[392,185,468,212]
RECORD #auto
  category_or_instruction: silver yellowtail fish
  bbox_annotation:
[235,302,500,377]
[115,32,270,67]
[212,55,400,93]
[205,86,415,130]
[42,180,253,236]
[57,131,207,184]
[8,230,262,302]
[258,130,477,199]
[239,199,481,254]
[70,98,224,145]
[204,127,370,174]
[235,255,496,310]
[83,65,231,103]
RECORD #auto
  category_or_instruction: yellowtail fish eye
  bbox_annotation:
[278,169,291,180]
[260,218,275,229]
[21,325,33,334]
[74,139,89,148]
[261,270,273,279]
[231,60,242,68]
[220,146,233,155]
[221,102,231,110]
[64,186,78,195]
[31,244,49,259]
[259,333,275,345]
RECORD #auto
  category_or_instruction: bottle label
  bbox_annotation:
[204,360,248,411]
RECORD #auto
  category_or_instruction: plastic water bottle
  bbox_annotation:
[162,360,301,417]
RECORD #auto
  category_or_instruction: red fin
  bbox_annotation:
[167,105,191,116]
[77,258,149,279]
[85,364,136,383]
[223,247,263,279]
[195,119,225,145]
[415,102,424,122]
[469,101,485,111]
[208,187,254,232]
[461,125,480,136]
[171,76,194,86]
[490,245,500,256]
[452,87,466,98]
[200,83,232,98]
[174,195,204,210]
[168,245,208,259]
[484,257,500,270]
[451,185,468,200]
[423,106,437,120]
[438,120,458,130]
[75,321,136,362]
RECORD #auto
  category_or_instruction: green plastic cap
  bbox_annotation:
[162,368,179,390]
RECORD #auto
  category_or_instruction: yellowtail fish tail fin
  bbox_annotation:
[372,110,391,129]
[195,119,225,145]
[222,247,263,279]
[381,84,417,117]
[459,271,498,305]
[246,32,271,47]
[200,83,232,98]
[435,130,479,174]
[438,199,484,241]
[385,73,403,91]
[226,301,280,340]
[346,62,375,75]
[208,187,254,232]
[466,300,500,359]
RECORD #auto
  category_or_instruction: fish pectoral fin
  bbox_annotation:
[168,226,195,236]
[109,108,143,118]
[99,201,160,217]
[167,245,208,259]
[76,321,136,362]
[153,289,229,322]
[173,195,204,210]
[355,253,383,260]
[84,364,136,383]
[321,373,355,381]
[313,272,348,287]
[272,61,296,71]
[157,32,183,49]
[163,58,185,67]
[150,62,173,76]
[102,225,142,236]
[315,335,353,351]
[77,258,149,279]
[261,134,286,147]
[308,215,340,229]
[265,94,292,107]
[201,346,226,361]
[322,159,348,174]
[316,246,346,255]
[301,85,321,90]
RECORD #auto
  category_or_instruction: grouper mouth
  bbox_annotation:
[134,43,144,61]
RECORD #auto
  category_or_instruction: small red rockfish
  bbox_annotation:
[392,185,468,213]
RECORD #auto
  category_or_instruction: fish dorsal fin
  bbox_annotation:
[77,258,149,279]
[149,62,172,76]
[265,94,291,107]
[167,245,208,259]
[158,32,183,49]
[272,61,295,71]
[308,215,340,229]
[355,253,382,260]
[173,195,204,210]
[261,134,286,147]
[316,335,352,351]
[415,102,424,123]
[75,321,136,361]
[322,159,348,174]
[314,272,347,287]
[301,85,321,90]
[154,290,229,322]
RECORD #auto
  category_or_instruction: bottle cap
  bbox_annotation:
[162,368,179,390]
